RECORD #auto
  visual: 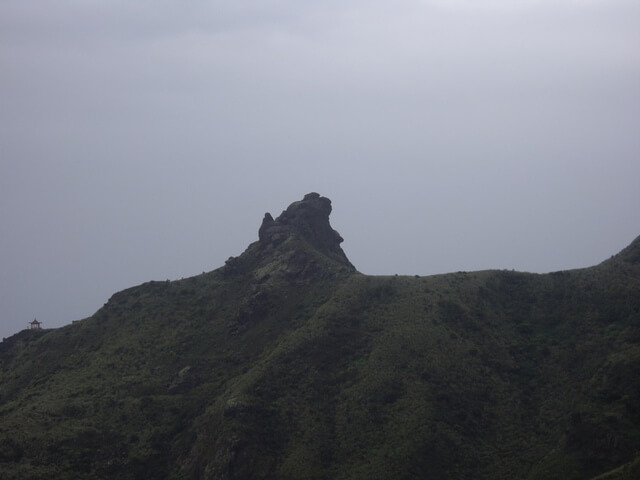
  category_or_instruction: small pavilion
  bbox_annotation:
[29,318,42,330]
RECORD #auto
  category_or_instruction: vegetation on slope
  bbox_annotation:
[1,194,638,480]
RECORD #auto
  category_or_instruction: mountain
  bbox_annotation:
[1,193,639,480]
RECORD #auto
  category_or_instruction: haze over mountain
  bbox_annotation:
[1,193,638,480]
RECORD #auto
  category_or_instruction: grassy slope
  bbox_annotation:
[0,236,639,480]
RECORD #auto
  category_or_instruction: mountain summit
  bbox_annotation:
[224,192,355,280]
[260,193,346,256]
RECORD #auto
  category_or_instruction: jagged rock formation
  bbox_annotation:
[224,193,355,282]
[258,192,350,263]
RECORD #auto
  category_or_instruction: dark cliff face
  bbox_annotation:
[259,192,352,266]
[226,193,355,279]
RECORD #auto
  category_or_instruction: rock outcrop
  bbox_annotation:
[258,192,352,266]
[225,193,355,279]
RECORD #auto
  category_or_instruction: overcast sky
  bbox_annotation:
[1,0,639,338]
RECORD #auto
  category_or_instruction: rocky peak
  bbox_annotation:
[257,193,354,269]
[224,193,355,279]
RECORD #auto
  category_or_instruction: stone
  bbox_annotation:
[257,192,352,267]
[222,193,356,280]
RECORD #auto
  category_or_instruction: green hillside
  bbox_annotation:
[1,193,639,480]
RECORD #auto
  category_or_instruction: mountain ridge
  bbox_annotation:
[0,193,638,480]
